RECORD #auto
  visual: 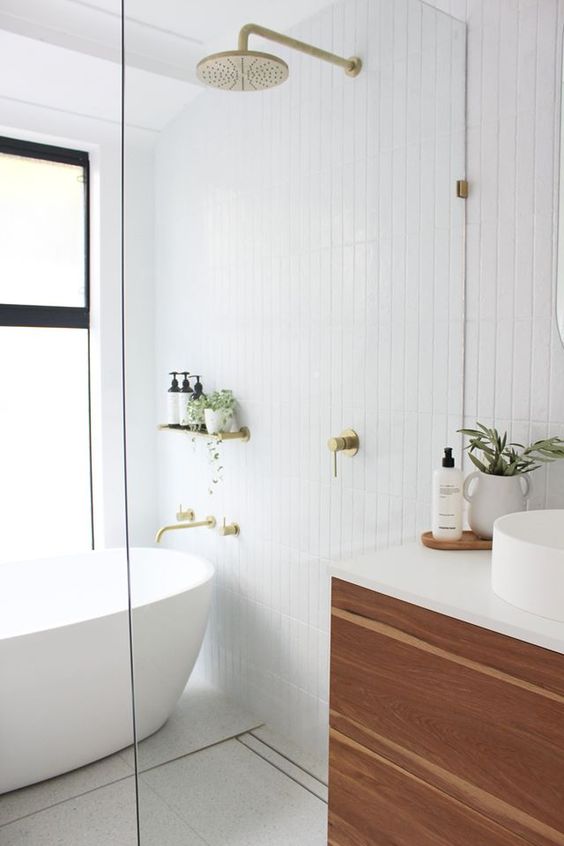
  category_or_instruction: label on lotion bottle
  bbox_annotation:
[432,447,463,541]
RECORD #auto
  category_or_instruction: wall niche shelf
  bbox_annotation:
[158,424,250,443]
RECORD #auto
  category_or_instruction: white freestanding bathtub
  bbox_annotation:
[0,547,213,794]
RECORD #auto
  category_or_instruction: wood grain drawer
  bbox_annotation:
[329,583,564,845]
[328,729,532,846]
[333,578,564,697]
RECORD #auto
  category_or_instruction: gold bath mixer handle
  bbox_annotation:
[176,505,195,521]
[220,518,240,537]
[327,429,359,478]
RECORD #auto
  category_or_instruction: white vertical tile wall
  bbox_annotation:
[153,0,466,764]
[462,0,564,508]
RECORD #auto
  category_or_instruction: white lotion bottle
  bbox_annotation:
[167,372,181,426]
[432,447,463,541]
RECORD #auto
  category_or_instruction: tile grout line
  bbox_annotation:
[0,723,266,829]
[134,722,266,776]
[0,772,134,830]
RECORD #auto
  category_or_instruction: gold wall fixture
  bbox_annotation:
[196,23,361,92]
[155,514,217,543]
[237,24,362,77]
[219,518,240,537]
[456,179,469,199]
[176,505,195,521]
[327,429,360,478]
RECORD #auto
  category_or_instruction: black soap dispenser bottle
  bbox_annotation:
[167,372,180,427]
[188,375,206,430]
[191,375,205,401]
[179,372,193,426]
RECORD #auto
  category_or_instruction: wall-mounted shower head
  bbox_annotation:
[197,50,289,92]
[196,23,361,93]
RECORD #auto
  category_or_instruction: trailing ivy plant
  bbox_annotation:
[458,423,564,476]
[206,440,223,495]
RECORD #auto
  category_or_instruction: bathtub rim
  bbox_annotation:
[0,546,215,641]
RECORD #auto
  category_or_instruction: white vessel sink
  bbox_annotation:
[492,510,564,622]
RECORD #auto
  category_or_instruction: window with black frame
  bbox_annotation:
[0,136,93,562]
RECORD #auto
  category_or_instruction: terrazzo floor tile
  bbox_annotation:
[0,752,133,827]
[119,683,263,772]
[0,778,208,846]
[142,738,327,846]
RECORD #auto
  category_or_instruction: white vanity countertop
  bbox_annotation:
[330,543,564,655]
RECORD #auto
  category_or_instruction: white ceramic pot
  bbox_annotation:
[204,408,234,435]
[463,472,532,540]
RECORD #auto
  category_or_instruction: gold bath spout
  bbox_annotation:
[155,516,216,544]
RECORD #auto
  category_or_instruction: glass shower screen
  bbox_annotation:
[123,1,467,844]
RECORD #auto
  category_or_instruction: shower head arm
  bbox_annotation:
[237,23,361,77]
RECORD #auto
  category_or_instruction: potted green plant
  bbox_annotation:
[459,423,564,538]
[204,389,237,435]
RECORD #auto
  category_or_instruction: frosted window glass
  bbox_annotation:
[0,153,86,307]
[0,327,92,563]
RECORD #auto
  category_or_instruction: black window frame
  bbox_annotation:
[0,135,90,328]
[0,135,94,549]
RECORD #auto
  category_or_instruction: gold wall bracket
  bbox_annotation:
[328,429,360,478]
[158,424,250,443]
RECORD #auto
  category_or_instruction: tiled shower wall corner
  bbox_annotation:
[154,0,465,763]
[462,0,564,507]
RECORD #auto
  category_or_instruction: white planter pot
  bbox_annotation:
[463,472,532,540]
[204,408,234,435]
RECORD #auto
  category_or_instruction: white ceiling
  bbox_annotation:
[0,0,334,133]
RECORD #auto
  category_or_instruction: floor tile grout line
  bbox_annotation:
[247,729,328,787]
[236,736,328,805]
[0,772,134,830]
[0,723,265,829]
[135,722,266,776]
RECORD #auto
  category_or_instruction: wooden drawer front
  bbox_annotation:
[330,607,564,844]
[328,729,531,846]
[332,578,564,697]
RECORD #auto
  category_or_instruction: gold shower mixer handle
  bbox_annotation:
[327,429,359,478]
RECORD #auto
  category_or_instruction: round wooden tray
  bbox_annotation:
[421,531,492,551]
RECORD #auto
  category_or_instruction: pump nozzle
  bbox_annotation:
[442,447,455,468]
[181,372,193,393]
[192,375,204,399]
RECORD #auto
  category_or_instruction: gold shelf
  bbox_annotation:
[158,424,250,443]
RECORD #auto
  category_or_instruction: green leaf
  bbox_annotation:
[469,453,488,473]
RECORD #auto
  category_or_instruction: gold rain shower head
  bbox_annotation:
[196,23,362,92]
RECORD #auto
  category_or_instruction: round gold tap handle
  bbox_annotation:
[327,429,359,478]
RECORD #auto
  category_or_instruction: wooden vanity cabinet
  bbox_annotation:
[328,577,564,846]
